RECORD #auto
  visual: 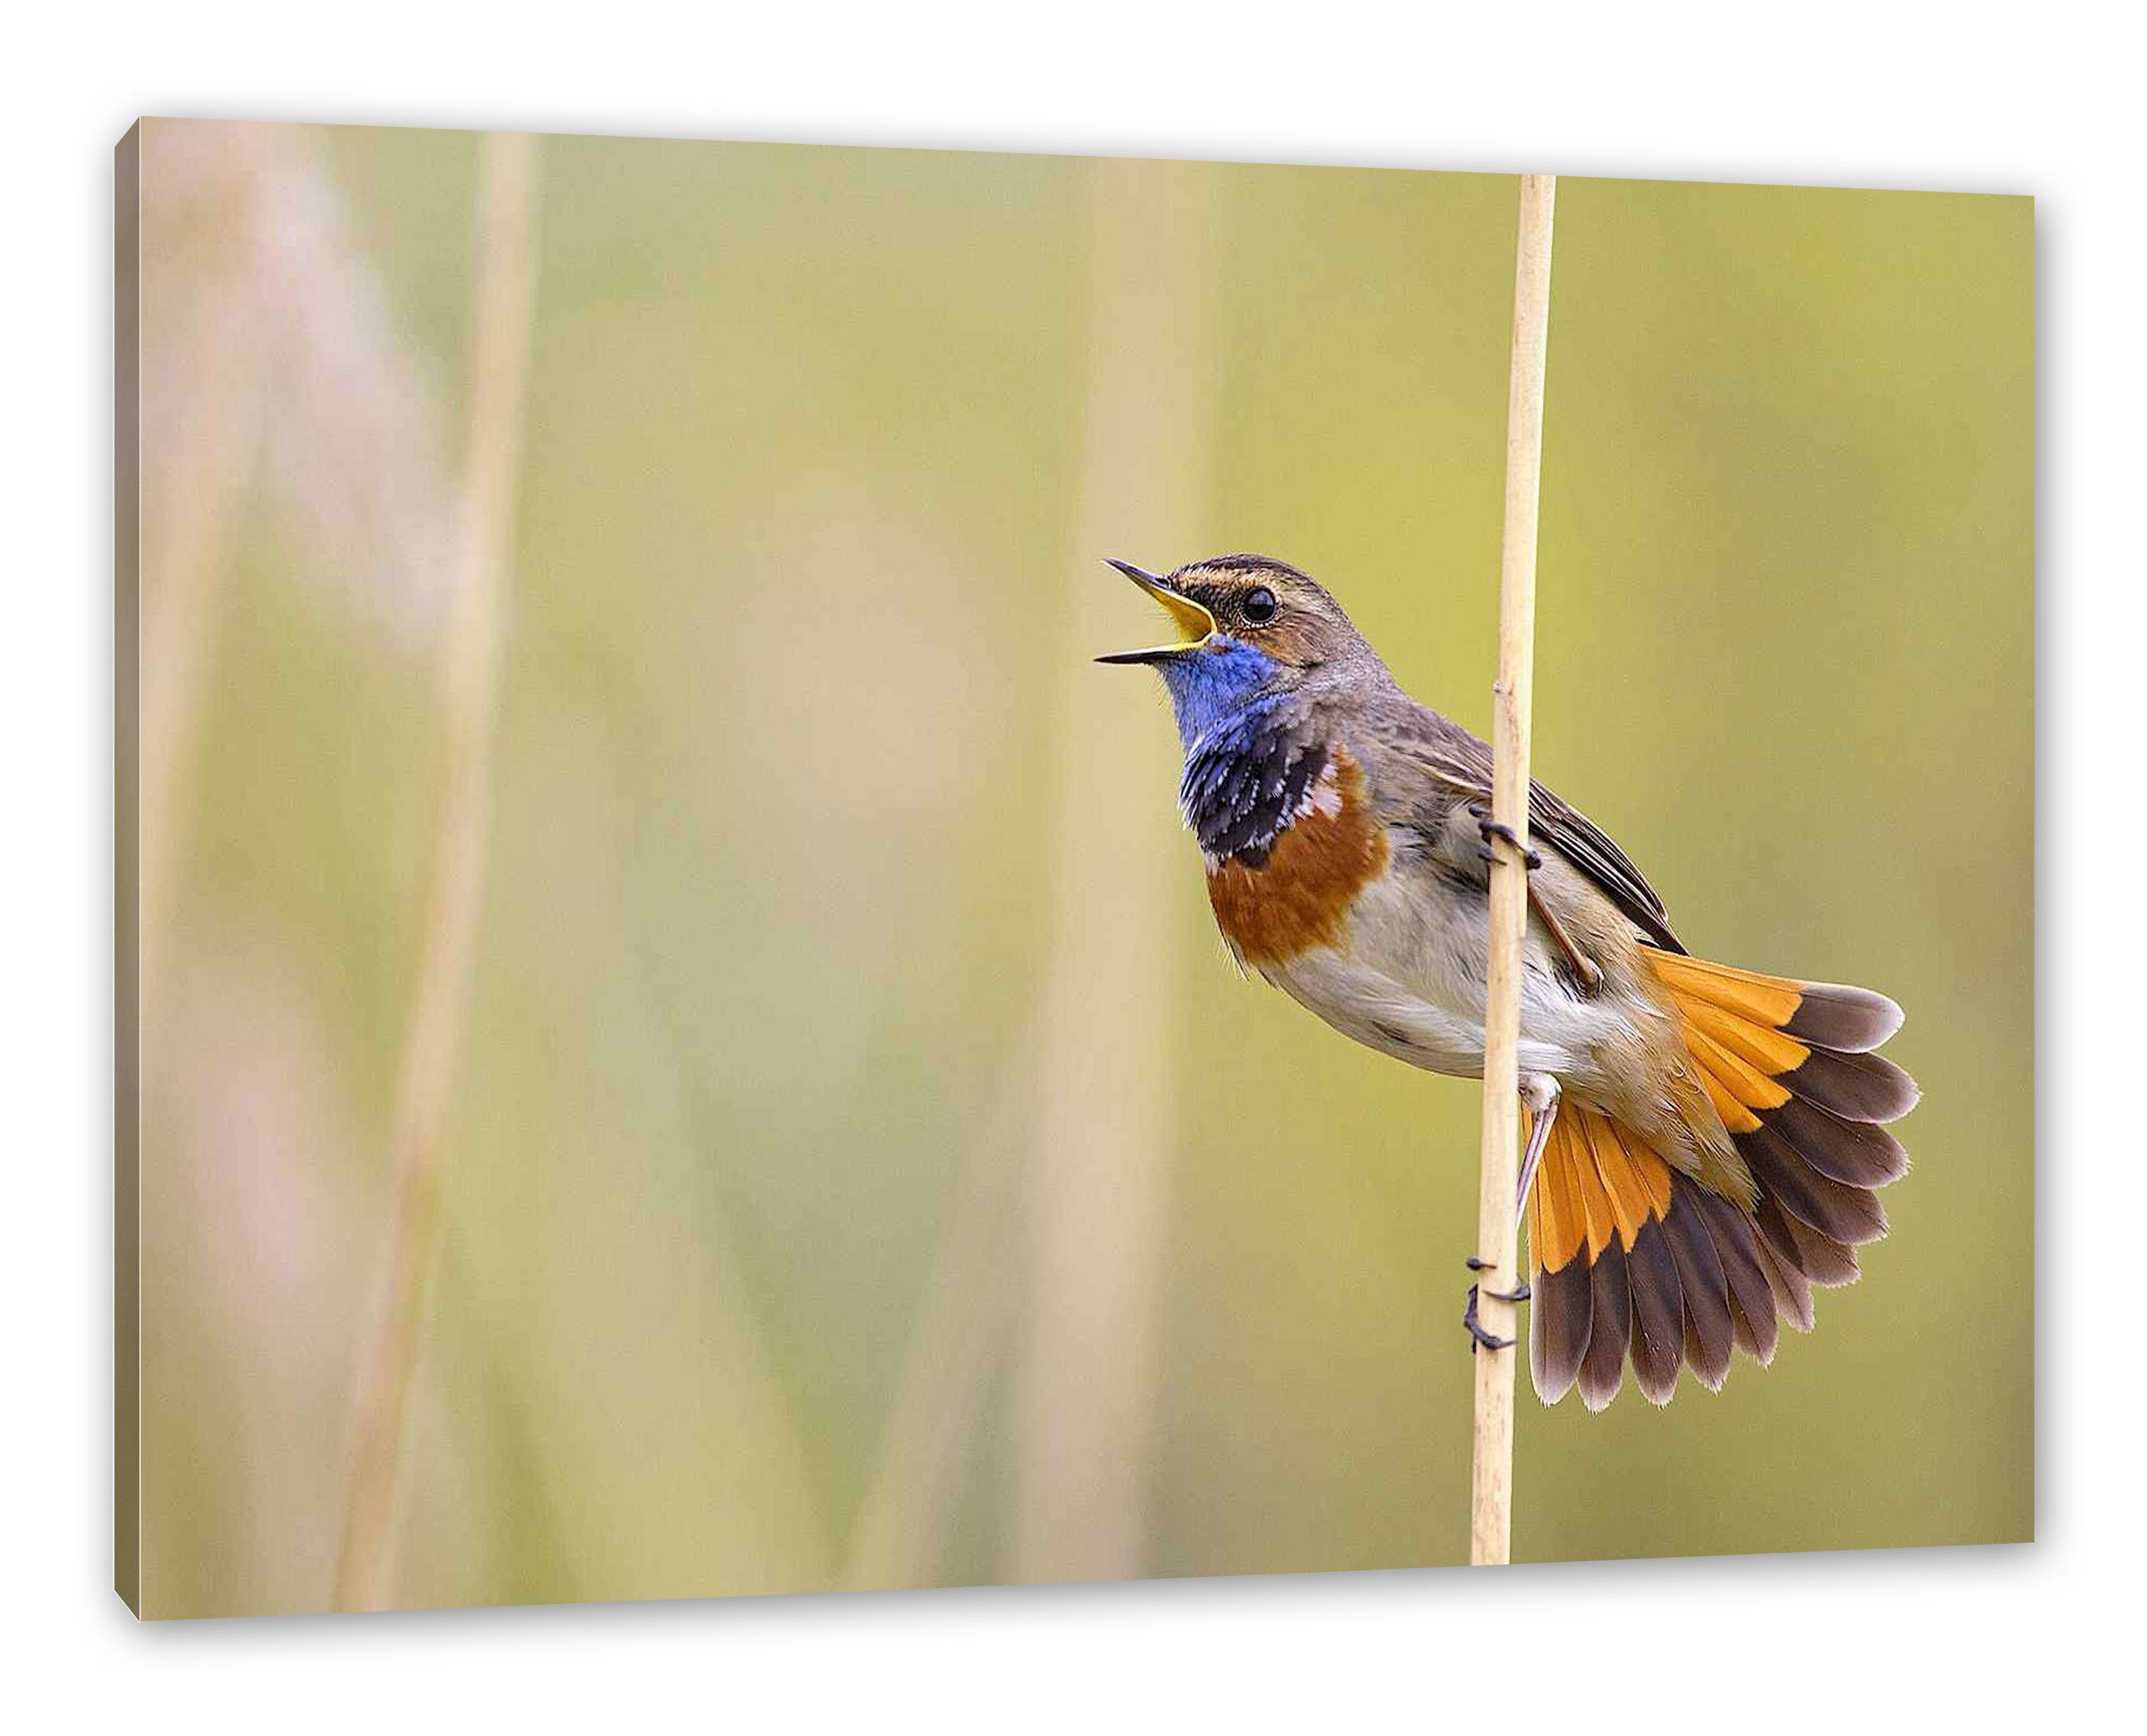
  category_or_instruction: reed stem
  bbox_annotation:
[333,131,538,1612]
[1009,157,1222,1583]
[1470,172,1555,1569]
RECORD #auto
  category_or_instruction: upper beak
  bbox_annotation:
[1095,558,1218,664]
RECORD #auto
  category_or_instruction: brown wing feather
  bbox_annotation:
[1384,703,1684,953]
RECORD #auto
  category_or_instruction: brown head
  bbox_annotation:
[1097,553,1379,679]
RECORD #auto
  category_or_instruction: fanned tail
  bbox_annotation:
[1526,952,1915,1408]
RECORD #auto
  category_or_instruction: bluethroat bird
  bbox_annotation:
[1100,554,1917,1408]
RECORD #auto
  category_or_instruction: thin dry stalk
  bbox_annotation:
[333,132,539,1612]
[1009,157,1223,1584]
[1471,173,1556,1568]
[137,134,272,1018]
[137,122,453,1012]
[843,1073,1026,1589]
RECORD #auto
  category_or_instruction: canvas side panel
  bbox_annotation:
[115,119,143,1618]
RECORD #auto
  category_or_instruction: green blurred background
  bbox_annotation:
[131,121,2031,1617]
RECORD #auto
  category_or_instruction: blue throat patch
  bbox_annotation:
[1162,641,1327,866]
[1157,638,1281,751]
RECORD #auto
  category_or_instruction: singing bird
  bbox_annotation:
[1100,553,1917,1408]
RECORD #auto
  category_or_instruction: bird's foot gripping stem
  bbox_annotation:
[1463,1260,1531,1352]
[1471,805,1542,871]
[1469,804,1603,997]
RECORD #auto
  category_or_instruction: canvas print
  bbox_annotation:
[116,119,2032,1618]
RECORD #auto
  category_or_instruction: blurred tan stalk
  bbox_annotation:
[1008,159,1223,1583]
[334,133,539,1612]
[842,1074,1025,1587]
[137,124,453,1020]
[137,128,272,1020]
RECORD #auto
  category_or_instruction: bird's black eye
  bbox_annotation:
[1242,586,1278,625]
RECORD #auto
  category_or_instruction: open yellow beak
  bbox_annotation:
[1095,558,1217,664]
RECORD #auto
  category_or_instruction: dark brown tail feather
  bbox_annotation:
[1528,1255,1592,1404]
[1694,1187,1779,1366]
[1778,1044,1919,1124]
[1623,1219,1686,1404]
[1752,1218,1817,1332]
[1577,1250,1632,1412]
[1741,1120,1890,1245]
[1764,1096,1908,1188]
[1757,1193,1862,1288]
[1781,983,1904,1053]
[1661,1187,1736,1390]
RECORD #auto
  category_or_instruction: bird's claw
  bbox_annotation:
[1470,808,1541,871]
[1463,1282,1517,1353]
[1465,1256,1530,1302]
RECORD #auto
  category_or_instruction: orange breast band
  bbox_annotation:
[1205,749,1389,966]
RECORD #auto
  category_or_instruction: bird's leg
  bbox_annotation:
[1460,1075,1559,1352]
[1469,804,1603,997]
[1516,1072,1560,1211]
[1528,888,1604,997]
[1457,1074,1564,1352]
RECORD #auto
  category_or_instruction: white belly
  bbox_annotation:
[1258,864,1621,1086]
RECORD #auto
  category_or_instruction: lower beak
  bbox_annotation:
[1095,558,1218,664]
